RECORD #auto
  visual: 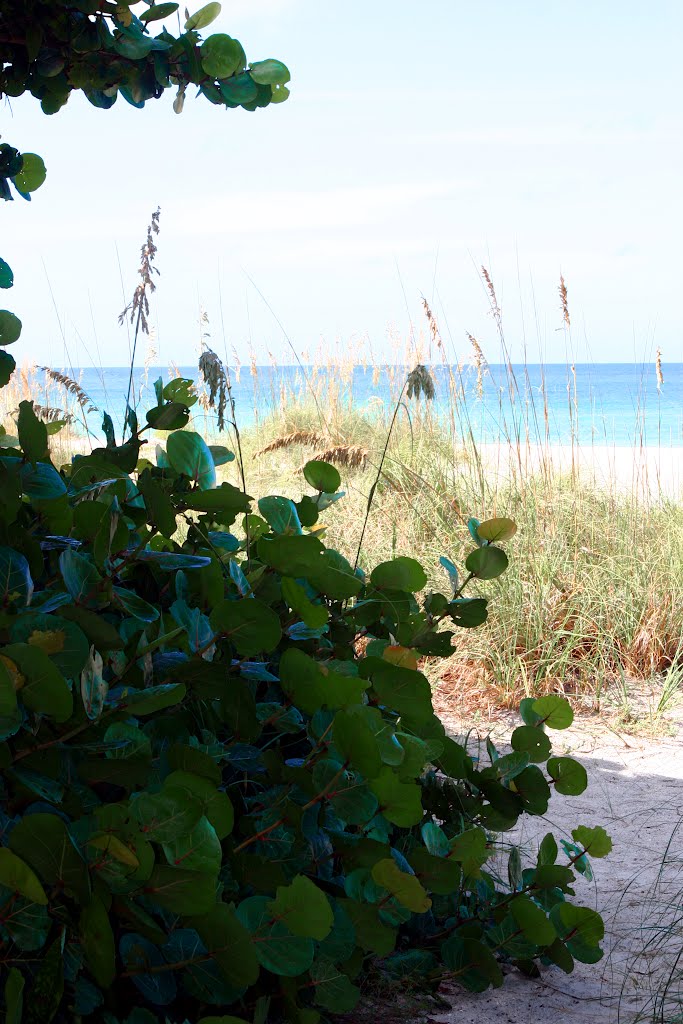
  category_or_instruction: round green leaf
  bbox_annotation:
[166,430,216,489]
[476,517,517,543]
[146,403,190,431]
[303,459,341,493]
[139,2,179,21]
[201,34,245,78]
[369,768,423,827]
[549,903,604,962]
[441,935,503,992]
[9,814,90,903]
[162,815,221,874]
[532,694,574,729]
[4,642,73,722]
[509,895,556,946]
[0,848,48,905]
[571,825,612,858]
[310,959,360,1012]
[270,83,290,104]
[0,311,22,346]
[333,707,382,779]
[547,756,588,796]
[448,597,488,628]
[11,612,88,677]
[370,556,427,592]
[0,259,13,289]
[130,789,203,842]
[164,770,234,839]
[268,876,333,940]
[0,547,33,606]
[249,59,291,85]
[185,2,221,29]
[210,598,281,656]
[13,154,46,193]
[199,1018,249,1024]
[237,895,314,976]
[360,657,434,725]
[80,896,115,988]
[258,495,302,535]
[511,725,552,764]
[464,545,509,580]
[372,859,431,913]
[0,350,16,386]
[189,903,259,989]
[312,759,378,824]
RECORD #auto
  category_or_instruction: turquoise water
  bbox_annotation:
[51,363,683,447]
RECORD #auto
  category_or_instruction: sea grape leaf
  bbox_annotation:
[268,875,333,940]
[476,517,517,542]
[464,545,508,580]
[303,459,341,493]
[359,656,434,724]
[17,401,47,465]
[0,546,33,605]
[368,769,423,827]
[310,957,360,1012]
[237,895,314,976]
[0,848,48,905]
[166,430,216,489]
[3,642,73,722]
[4,967,24,1024]
[370,557,427,592]
[189,902,260,988]
[120,933,176,1006]
[371,858,431,913]
[532,694,574,729]
[9,814,90,904]
[571,825,612,858]
[162,815,222,874]
[130,789,203,842]
[509,895,556,946]
[547,756,588,796]
[143,864,217,915]
[332,706,382,779]
[80,895,115,988]
[511,725,552,763]
[164,770,234,839]
[210,599,281,656]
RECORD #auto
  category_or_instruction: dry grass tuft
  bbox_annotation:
[38,367,98,413]
[253,430,328,458]
[309,443,369,471]
[559,274,571,327]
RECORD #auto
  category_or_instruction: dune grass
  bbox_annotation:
[232,371,683,719]
[4,273,682,723]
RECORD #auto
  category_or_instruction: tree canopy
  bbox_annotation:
[0,1,291,116]
[0,0,290,380]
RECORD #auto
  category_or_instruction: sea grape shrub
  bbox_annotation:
[0,394,610,1024]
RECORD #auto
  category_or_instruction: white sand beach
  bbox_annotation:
[476,443,683,499]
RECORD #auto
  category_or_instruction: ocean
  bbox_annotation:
[48,362,683,448]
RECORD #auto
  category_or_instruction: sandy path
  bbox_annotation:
[431,716,683,1024]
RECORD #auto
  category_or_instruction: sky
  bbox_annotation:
[2,0,682,369]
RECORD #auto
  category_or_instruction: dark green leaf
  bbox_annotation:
[210,598,281,656]
[166,430,216,489]
[0,310,22,345]
[9,814,90,904]
[465,545,509,580]
[547,756,588,796]
[268,876,333,939]
[303,459,341,493]
[370,557,427,592]
[237,895,314,976]
[17,401,47,464]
